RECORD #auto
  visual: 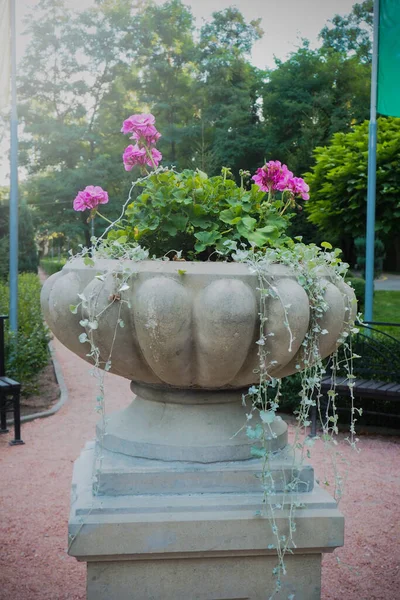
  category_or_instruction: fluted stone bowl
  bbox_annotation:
[41,258,356,462]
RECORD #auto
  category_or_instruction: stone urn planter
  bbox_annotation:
[41,257,355,600]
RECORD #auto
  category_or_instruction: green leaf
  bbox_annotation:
[173,214,189,231]
[250,446,267,458]
[219,207,242,224]
[241,216,257,230]
[162,222,177,236]
[245,229,271,247]
[194,229,222,252]
[246,424,263,440]
[194,230,221,244]
[147,217,160,231]
[83,257,95,267]
[256,225,278,234]
[260,410,276,424]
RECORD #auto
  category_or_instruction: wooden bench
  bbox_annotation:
[311,322,400,436]
[0,315,24,445]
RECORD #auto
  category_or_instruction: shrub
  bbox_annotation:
[39,257,67,276]
[0,273,50,394]
[354,236,386,277]
[345,276,365,311]
[0,235,9,280]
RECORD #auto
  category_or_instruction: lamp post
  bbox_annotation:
[9,0,18,333]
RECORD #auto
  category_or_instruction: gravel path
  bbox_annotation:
[0,337,399,600]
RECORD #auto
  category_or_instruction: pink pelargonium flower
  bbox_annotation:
[73,186,109,212]
[123,144,147,171]
[123,145,162,170]
[121,113,156,135]
[287,176,310,200]
[130,124,161,147]
[148,147,162,167]
[252,160,293,193]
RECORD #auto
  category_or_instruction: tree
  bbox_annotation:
[261,43,370,175]
[18,0,134,246]
[305,117,400,268]
[125,0,198,167]
[196,8,266,175]
[319,0,373,63]
[0,191,38,276]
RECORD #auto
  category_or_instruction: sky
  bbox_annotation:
[0,0,358,185]
[177,0,357,70]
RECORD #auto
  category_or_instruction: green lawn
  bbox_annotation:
[370,291,400,338]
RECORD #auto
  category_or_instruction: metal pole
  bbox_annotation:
[9,0,18,334]
[364,0,380,323]
[0,316,7,376]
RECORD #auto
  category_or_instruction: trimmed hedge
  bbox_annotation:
[39,257,67,276]
[345,276,365,311]
[0,273,50,395]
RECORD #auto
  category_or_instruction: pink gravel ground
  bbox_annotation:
[0,336,399,600]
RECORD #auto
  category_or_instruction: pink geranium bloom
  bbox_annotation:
[252,160,293,193]
[123,145,162,170]
[130,124,161,147]
[287,176,310,200]
[146,147,162,167]
[73,186,109,212]
[123,144,148,171]
[121,113,156,135]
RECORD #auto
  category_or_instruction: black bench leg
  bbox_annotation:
[0,395,9,434]
[9,391,24,446]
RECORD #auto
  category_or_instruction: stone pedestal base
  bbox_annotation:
[69,443,344,600]
[87,555,322,600]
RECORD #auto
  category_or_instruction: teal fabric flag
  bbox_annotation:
[378,0,400,117]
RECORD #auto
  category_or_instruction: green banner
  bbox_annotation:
[378,0,400,117]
